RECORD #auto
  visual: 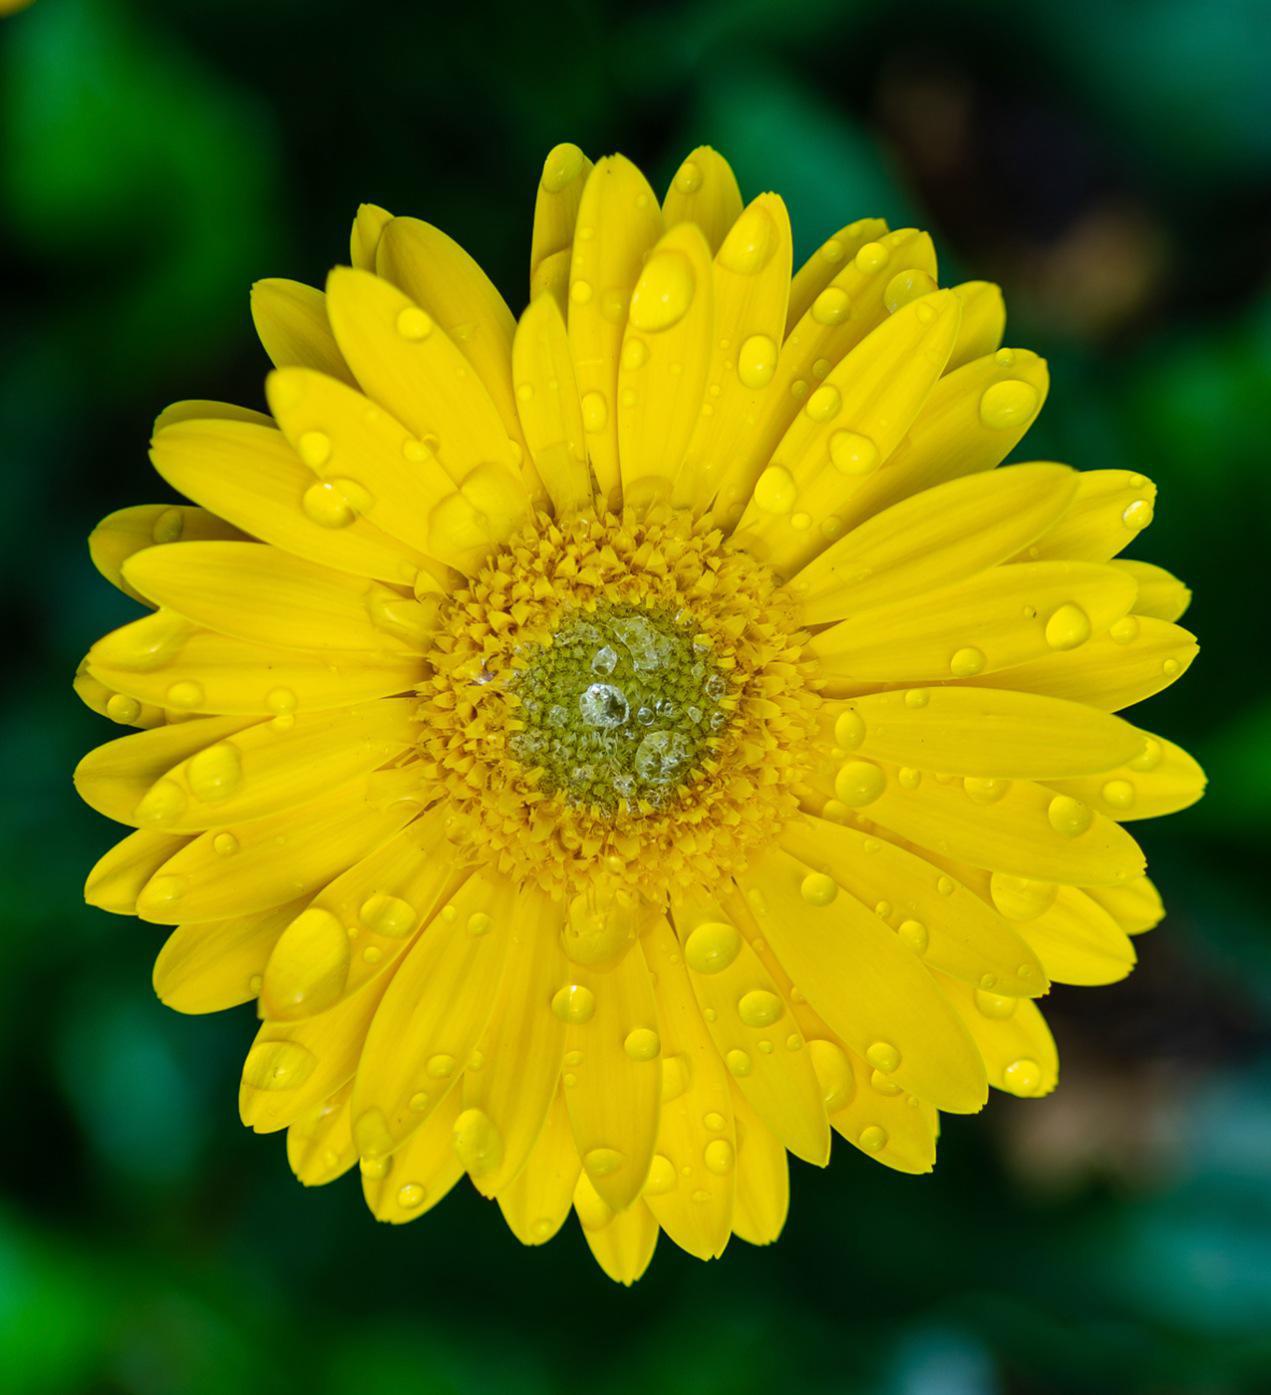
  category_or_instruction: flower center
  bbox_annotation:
[508,604,728,812]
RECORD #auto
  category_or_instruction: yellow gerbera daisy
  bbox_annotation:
[74,143,1204,1284]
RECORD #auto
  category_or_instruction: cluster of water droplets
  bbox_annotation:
[507,605,729,812]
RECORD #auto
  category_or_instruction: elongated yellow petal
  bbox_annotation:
[793,464,1078,624]
[575,1175,659,1284]
[461,889,567,1196]
[780,816,1045,996]
[287,1083,357,1186]
[731,290,963,575]
[738,847,988,1113]
[674,889,830,1163]
[87,611,422,717]
[1013,887,1137,985]
[676,194,793,511]
[567,155,664,503]
[1085,876,1164,936]
[154,400,275,434]
[662,147,743,253]
[812,561,1136,686]
[561,938,662,1211]
[262,812,464,1020]
[947,281,1006,370]
[498,1090,580,1246]
[1047,730,1205,822]
[1016,470,1157,563]
[786,218,890,332]
[85,829,190,914]
[154,901,301,1013]
[966,616,1198,711]
[351,871,511,1159]
[618,221,714,507]
[350,203,392,270]
[530,143,593,307]
[512,293,593,516]
[361,1089,464,1223]
[90,504,244,605]
[134,771,421,924]
[250,279,354,385]
[1116,559,1192,621]
[123,542,436,655]
[641,916,735,1260]
[728,1084,789,1245]
[240,973,389,1133]
[73,664,165,730]
[824,1040,940,1174]
[830,347,1050,536]
[823,687,1142,779]
[938,975,1059,1098]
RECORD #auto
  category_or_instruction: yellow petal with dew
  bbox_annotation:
[349,202,392,270]
[1115,559,1192,621]
[85,829,190,915]
[251,279,354,385]
[512,293,593,517]
[947,281,1006,370]
[575,1175,659,1285]
[351,871,511,1159]
[1012,887,1137,986]
[154,400,275,433]
[566,155,664,504]
[73,664,165,730]
[1085,876,1165,936]
[938,974,1059,1098]
[662,146,743,254]
[530,143,593,309]
[737,848,988,1113]
[1014,469,1158,563]
[361,1089,464,1224]
[728,1083,789,1246]
[90,504,245,605]
[1046,728,1205,822]
[786,217,890,332]
[287,1082,357,1186]
[827,1041,939,1174]
[498,1090,580,1247]
[154,901,302,1014]
[793,463,1078,624]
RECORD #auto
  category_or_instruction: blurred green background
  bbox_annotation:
[3,0,1270,1391]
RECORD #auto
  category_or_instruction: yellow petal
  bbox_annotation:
[133,770,422,924]
[947,281,1006,370]
[675,888,830,1163]
[662,147,743,254]
[730,289,963,575]
[349,202,393,271]
[618,221,714,507]
[287,1083,357,1186]
[822,687,1142,779]
[738,848,988,1114]
[461,888,568,1196]
[154,901,301,1014]
[1046,730,1205,822]
[123,542,436,654]
[825,1041,939,1174]
[85,829,190,914]
[1115,559,1192,621]
[361,1089,464,1223]
[351,870,511,1159]
[728,1084,788,1246]
[530,143,593,309]
[154,400,275,434]
[640,916,735,1261]
[1085,876,1164,936]
[676,194,793,512]
[967,616,1198,711]
[780,816,1045,996]
[90,504,244,605]
[86,611,423,716]
[1013,887,1137,985]
[939,975,1059,1098]
[1016,470,1158,563]
[250,279,354,385]
[786,218,890,332]
[575,1176,659,1285]
[498,1090,580,1246]
[74,664,165,730]
[561,937,662,1211]
[811,561,1136,685]
[793,463,1078,624]
[262,811,462,1020]
[566,155,664,503]
[512,294,593,517]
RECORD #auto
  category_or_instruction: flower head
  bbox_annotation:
[75,144,1203,1282]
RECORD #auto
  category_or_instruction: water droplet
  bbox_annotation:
[854,241,889,273]
[453,1107,503,1176]
[1109,615,1140,645]
[866,1041,901,1073]
[396,1182,424,1209]
[937,876,955,896]
[296,430,332,469]
[135,778,188,825]
[753,465,797,514]
[622,337,649,370]
[1047,794,1093,837]
[106,693,142,724]
[427,1053,456,1079]
[717,203,778,275]
[897,919,928,953]
[703,1111,726,1132]
[242,1040,316,1091]
[145,874,186,906]
[963,776,1010,805]
[634,730,691,784]
[858,1124,888,1152]
[703,1139,735,1175]
[581,391,608,432]
[213,831,238,856]
[800,872,838,907]
[541,143,585,193]
[975,988,1018,1020]
[828,430,878,476]
[1129,737,1163,772]
[897,766,922,791]
[811,287,850,325]
[629,250,694,332]
[805,383,841,422]
[808,1039,853,1112]
[673,158,703,194]
[904,689,930,709]
[1101,779,1136,811]
[1003,1058,1042,1095]
[979,379,1039,430]
[834,759,885,807]
[737,989,783,1028]
[725,1048,752,1077]
[165,681,204,710]
[152,507,184,543]
[267,687,297,716]
[1122,498,1154,531]
[623,1027,661,1061]
[1044,602,1091,651]
[684,920,742,975]
[579,682,630,728]
[645,1154,676,1195]
[569,279,593,305]
[949,646,986,677]
[583,1146,625,1178]
[551,983,596,1023]
[990,873,1058,922]
[396,306,433,340]
[186,742,242,802]
[466,910,492,937]
[884,268,938,313]
[737,334,777,388]
[360,893,417,938]
[661,1054,690,1102]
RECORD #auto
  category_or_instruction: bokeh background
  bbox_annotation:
[3,0,1270,1390]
